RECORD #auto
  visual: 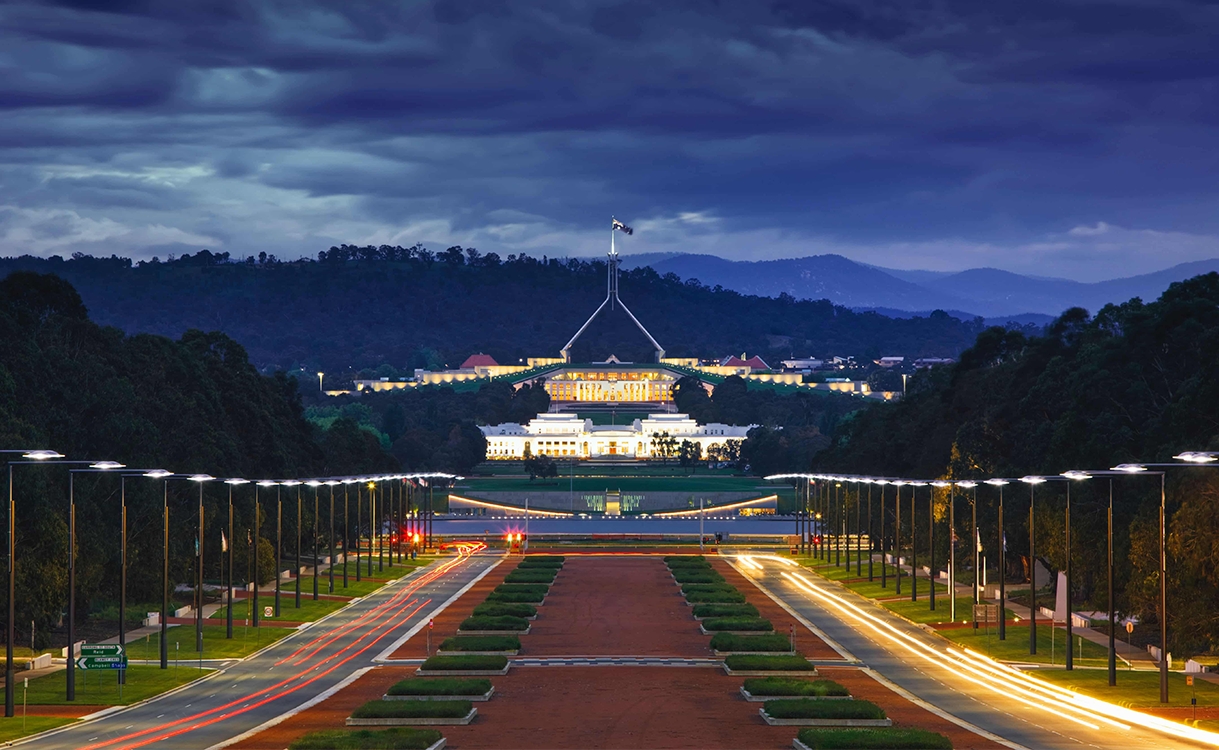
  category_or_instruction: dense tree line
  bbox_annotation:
[813,273,1219,656]
[0,272,397,647]
[0,250,988,377]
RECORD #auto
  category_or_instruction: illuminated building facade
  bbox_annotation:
[480,412,752,460]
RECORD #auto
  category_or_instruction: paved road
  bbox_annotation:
[19,551,502,750]
[734,556,1214,750]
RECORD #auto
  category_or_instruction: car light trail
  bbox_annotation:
[78,545,481,750]
[745,559,1219,747]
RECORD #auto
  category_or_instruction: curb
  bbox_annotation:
[384,686,495,702]
[759,709,891,727]
[347,707,477,726]
[740,686,851,702]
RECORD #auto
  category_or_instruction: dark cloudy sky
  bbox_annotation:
[2,1,1217,280]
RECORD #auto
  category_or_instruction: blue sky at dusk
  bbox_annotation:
[2,0,1217,281]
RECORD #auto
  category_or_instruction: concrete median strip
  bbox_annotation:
[758,708,892,727]
[346,707,478,726]
[739,687,851,702]
[383,686,495,702]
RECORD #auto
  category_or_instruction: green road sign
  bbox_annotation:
[80,644,124,657]
[77,655,128,670]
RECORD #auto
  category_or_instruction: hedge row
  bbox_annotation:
[352,699,473,719]
[743,677,848,697]
[672,571,725,585]
[504,570,556,584]
[387,677,492,696]
[494,583,549,595]
[796,728,952,749]
[438,635,520,652]
[701,617,773,632]
[519,555,564,566]
[288,728,443,749]
[724,654,815,672]
[692,603,759,618]
[681,583,737,594]
[685,591,746,604]
[485,591,544,603]
[472,602,537,619]
[763,699,886,720]
[711,632,793,652]
[665,556,711,568]
[459,615,530,631]
[419,655,508,671]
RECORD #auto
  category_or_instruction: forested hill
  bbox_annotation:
[0,249,989,375]
[814,273,1219,655]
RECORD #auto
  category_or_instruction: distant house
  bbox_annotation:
[875,356,905,368]
[913,357,955,369]
[460,353,499,369]
[720,354,770,370]
[780,357,824,371]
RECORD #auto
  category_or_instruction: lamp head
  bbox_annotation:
[325,480,340,486]
[144,469,172,479]
[188,474,215,482]
[306,480,322,487]
[257,480,278,487]
[90,461,125,470]
[956,480,977,488]
[1020,476,1047,485]
[23,450,64,460]
[224,478,249,485]
[1174,451,1219,463]
[930,481,951,487]
[984,478,1009,486]
[1061,471,1090,481]
[281,480,302,487]
[1111,463,1147,473]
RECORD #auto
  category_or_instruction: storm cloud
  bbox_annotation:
[1,0,1217,279]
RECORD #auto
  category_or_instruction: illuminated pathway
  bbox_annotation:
[732,555,1217,750]
[18,548,499,750]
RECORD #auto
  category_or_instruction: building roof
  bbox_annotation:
[721,354,770,370]
[460,353,499,368]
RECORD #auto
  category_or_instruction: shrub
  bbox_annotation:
[710,633,792,652]
[681,583,737,594]
[723,654,814,671]
[692,603,759,618]
[672,572,724,584]
[796,728,952,749]
[472,602,537,618]
[518,556,564,568]
[289,728,443,749]
[485,591,545,603]
[459,615,529,631]
[387,677,492,696]
[763,699,886,720]
[504,571,556,584]
[664,555,708,564]
[666,560,711,570]
[352,699,473,719]
[743,677,849,697]
[701,617,773,632]
[685,591,746,604]
[493,583,550,594]
[419,655,508,671]
[438,635,520,652]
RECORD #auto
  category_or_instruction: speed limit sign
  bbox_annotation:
[264,606,273,618]
[1126,621,1134,634]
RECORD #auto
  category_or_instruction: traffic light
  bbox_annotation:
[715,532,723,545]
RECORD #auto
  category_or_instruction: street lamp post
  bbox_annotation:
[224,479,248,639]
[866,479,874,581]
[265,482,281,617]
[894,481,903,596]
[307,480,321,600]
[140,470,173,670]
[909,481,925,603]
[252,481,265,626]
[985,479,1009,641]
[956,481,979,629]
[1060,471,1092,670]
[326,481,338,594]
[342,479,354,588]
[356,481,363,582]
[878,480,888,588]
[1020,476,1048,655]
[283,480,301,609]
[187,474,215,654]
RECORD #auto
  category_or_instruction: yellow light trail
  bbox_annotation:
[741,558,1219,747]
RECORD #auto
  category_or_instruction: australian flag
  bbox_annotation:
[612,218,634,235]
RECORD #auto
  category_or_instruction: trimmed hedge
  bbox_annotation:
[681,583,738,594]
[494,583,550,594]
[504,571,557,584]
[352,699,473,719]
[438,635,520,652]
[743,677,848,697]
[701,617,773,632]
[763,699,886,720]
[472,602,537,618]
[692,603,759,618]
[796,728,953,749]
[522,555,564,564]
[664,555,709,565]
[419,655,508,671]
[387,678,492,696]
[518,557,564,568]
[710,632,792,652]
[685,591,746,604]
[485,591,545,603]
[724,654,814,672]
[672,571,724,584]
[289,728,443,749]
[459,615,529,631]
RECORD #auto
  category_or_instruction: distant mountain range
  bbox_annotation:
[615,254,1219,319]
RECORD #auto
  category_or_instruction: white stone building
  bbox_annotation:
[480,412,753,460]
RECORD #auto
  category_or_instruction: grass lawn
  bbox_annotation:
[940,625,1111,665]
[284,575,384,598]
[125,624,295,661]
[1028,668,1219,708]
[214,595,348,623]
[845,578,947,600]
[0,716,76,742]
[24,664,208,705]
[882,596,1012,625]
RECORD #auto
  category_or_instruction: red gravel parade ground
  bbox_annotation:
[231,552,1005,749]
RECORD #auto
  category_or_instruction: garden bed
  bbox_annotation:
[665,555,711,567]
[386,678,493,702]
[288,728,445,750]
[493,583,550,594]
[415,655,510,675]
[681,583,739,595]
[793,727,952,749]
[503,571,557,584]
[760,698,891,727]
[471,602,537,619]
[691,603,759,619]
[700,617,773,632]
[740,678,850,702]
[684,591,746,604]
[484,591,546,604]
[347,699,476,726]
[710,632,793,653]
[519,555,564,567]
[722,654,817,676]
[672,571,725,585]
[458,615,531,632]
[436,635,520,656]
